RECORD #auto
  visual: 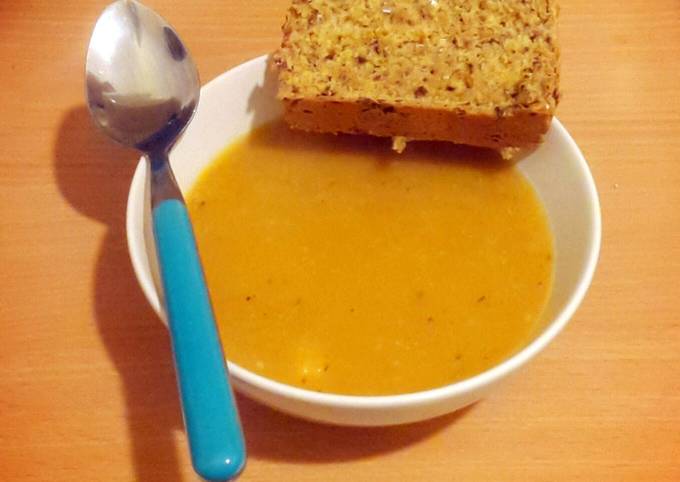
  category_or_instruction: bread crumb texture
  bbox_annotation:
[276,0,559,116]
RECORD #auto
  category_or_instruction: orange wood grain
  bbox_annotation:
[1,0,679,480]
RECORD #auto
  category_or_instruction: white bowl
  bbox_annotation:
[126,55,601,426]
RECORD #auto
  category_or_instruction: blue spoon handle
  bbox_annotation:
[152,197,246,481]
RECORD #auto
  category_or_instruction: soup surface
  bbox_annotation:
[187,121,553,395]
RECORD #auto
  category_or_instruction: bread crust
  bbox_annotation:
[283,97,551,149]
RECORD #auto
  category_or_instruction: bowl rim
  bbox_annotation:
[126,54,602,410]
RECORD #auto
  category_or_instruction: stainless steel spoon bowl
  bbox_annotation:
[86,2,246,480]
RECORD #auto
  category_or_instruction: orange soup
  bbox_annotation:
[187,122,553,395]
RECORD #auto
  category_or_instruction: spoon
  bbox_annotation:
[85,1,246,479]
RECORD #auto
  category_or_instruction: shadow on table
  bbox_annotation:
[54,106,185,482]
[238,397,472,463]
[53,106,470,478]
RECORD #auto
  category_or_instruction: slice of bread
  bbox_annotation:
[275,0,559,151]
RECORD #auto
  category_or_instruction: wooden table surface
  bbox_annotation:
[2,0,679,480]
